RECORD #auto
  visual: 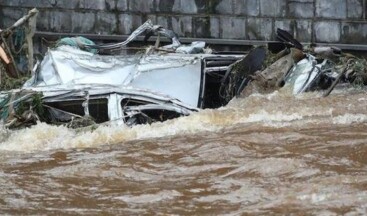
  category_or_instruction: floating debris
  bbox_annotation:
[1,9,367,130]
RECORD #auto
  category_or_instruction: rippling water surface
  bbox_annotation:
[0,87,366,215]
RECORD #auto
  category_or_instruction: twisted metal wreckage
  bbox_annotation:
[0,9,366,129]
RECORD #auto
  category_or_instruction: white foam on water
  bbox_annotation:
[297,193,332,203]
[237,110,303,124]
[332,114,367,124]
[1,89,367,152]
[0,108,306,152]
[114,190,182,204]
[0,110,291,152]
[0,109,226,152]
[0,123,74,152]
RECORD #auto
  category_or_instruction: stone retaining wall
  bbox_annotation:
[0,0,366,44]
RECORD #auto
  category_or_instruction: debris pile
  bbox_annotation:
[0,8,38,90]
[1,8,367,130]
[222,29,367,100]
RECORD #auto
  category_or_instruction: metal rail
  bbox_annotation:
[34,31,367,51]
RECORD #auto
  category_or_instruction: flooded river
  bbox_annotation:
[0,87,366,215]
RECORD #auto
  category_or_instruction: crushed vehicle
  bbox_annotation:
[0,9,366,129]
[0,13,249,128]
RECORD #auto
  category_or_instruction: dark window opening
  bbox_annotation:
[123,109,182,126]
[201,57,239,109]
[45,98,109,123]
[142,109,181,122]
[121,98,182,125]
[202,71,227,108]
[88,99,109,123]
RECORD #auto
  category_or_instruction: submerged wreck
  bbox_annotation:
[1,9,367,129]
[0,12,248,128]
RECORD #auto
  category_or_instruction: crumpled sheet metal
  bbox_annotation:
[34,86,198,109]
[285,55,329,94]
[25,46,202,107]
[23,83,199,121]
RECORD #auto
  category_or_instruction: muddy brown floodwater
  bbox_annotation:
[0,87,366,215]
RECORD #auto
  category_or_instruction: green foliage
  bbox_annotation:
[15,92,44,118]
[0,61,30,90]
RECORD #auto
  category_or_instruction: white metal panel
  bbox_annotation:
[38,46,139,86]
[28,46,203,107]
[130,56,202,107]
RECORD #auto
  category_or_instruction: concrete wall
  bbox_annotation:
[0,0,366,44]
